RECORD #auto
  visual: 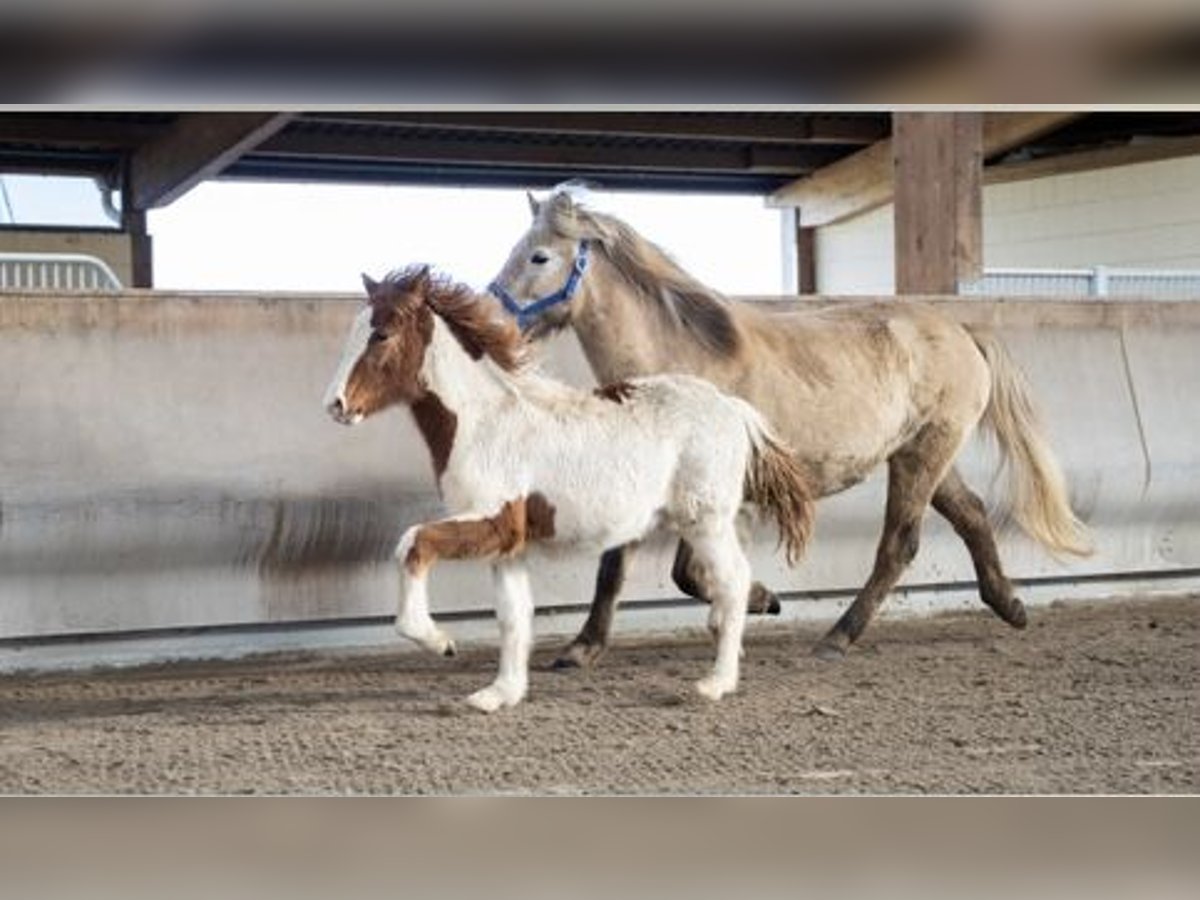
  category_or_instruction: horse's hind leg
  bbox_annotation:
[674,540,781,615]
[813,423,963,660]
[681,524,752,701]
[932,467,1027,629]
[554,544,632,670]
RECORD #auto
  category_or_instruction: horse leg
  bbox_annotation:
[674,539,781,615]
[467,560,535,713]
[393,499,537,660]
[813,423,962,660]
[394,524,457,658]
[553,545,633,670]
[932,467,1027,629]
[682,523,752,701]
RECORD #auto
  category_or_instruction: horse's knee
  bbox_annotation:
[394,525,420,562]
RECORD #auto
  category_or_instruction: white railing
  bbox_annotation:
[963,266,1200,299]
[0,252,123,291]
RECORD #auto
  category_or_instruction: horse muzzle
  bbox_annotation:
[325,397,363,426]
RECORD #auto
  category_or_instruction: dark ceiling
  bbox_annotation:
[1,111,1199,198]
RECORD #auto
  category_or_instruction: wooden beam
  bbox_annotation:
[893,113,982,295]
[766,111,1081,224]
[766,139,893,224]
[128,113,295,210]
[984,134,1200,186]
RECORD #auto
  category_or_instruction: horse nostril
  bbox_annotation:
[327,398,345,419]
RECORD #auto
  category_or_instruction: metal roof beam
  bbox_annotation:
[258,129,844,175]
[302,112,887,145]
[0,115,165,148]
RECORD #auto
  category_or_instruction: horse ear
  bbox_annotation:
[361,273,379,295]
[547,190,581,228]
[415,265,432,289]
[526,191,541,218]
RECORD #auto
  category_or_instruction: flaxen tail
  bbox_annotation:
[739,406,815,565]
[971,329,1092,557]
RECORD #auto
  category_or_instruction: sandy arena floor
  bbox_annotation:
[0,594,1195,795]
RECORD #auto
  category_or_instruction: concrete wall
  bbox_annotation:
[816,153,1200,294]
[0,228,135,287]
[1,290,1197,669]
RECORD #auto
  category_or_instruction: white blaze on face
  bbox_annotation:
[323,305,374,424]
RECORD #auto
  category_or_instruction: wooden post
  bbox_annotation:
[796,224,817,294]
[780,207,817,294]
[121,207,152,289]
[121,162,153,289]
[893,112,982,294]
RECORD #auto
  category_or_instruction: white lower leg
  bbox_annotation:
[699,590,746,700]
[394,528,455,656]
[467,561,534,713]
[692,534,750,702]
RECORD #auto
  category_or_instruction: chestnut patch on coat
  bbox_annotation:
[525,491,557,540]
[404,493,556,575]
[593,381,637,404]
[409,390,457,480]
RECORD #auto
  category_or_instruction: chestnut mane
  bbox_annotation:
[377,265,529,373]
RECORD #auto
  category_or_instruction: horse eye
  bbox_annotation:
[530,251,550,265]
[368,330,387,345]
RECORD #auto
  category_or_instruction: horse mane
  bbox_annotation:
[380,265,529,373]
[539,192,742,358]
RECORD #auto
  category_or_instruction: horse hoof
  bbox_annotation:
[551,641,604,671]
[466,688,504,714]
[695,676,735,702]
[442,642,458,658]
[748,584,782,616]
[466,683,523,713]
[812,639,847,662]
[1006,599,1028,630]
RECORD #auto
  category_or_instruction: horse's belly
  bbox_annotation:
[443,439,675,550]
[773,396,912,492]
[544,494,665,552]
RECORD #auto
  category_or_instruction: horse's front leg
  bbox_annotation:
[467,559,534,713]
[394,523,458,657]
[396,497,551,711]
[394,500,534,655]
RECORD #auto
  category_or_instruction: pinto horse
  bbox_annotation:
[323,265,814,711]
[490,187,1092,667]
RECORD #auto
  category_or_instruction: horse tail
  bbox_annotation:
[738,403,815,566]
[971,329,1093,557]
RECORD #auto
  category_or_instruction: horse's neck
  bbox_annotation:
[421,317,514,426]
[573,268,674,382]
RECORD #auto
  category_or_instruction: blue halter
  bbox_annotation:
[489,240,590,330]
